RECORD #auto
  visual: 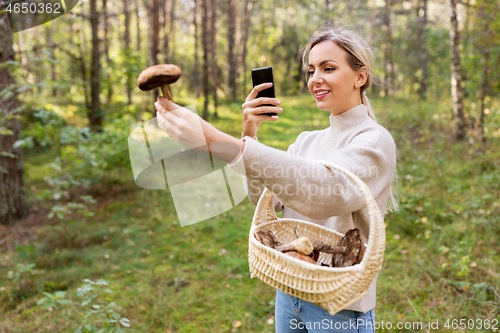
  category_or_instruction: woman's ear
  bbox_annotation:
[354,67,368,89]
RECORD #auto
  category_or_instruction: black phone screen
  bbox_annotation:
[251,66,277,116]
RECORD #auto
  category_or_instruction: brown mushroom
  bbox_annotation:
[284,251,317,265]
[137,64,182,101]
[275,236,313,256]
[253,228,365,267]
[254,228,282,249]
[293,227,366,267]
[331,228,366,267]
[294,228,348,254]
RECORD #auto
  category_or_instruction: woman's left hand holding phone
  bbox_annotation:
[241,82,283,140]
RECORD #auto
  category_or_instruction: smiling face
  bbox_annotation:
[307,40,367,116]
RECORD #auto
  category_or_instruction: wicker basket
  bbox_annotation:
[248,159,385,316]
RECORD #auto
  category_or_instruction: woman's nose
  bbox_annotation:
[310,71,323,85]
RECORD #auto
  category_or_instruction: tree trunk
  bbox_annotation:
[369,11,378,96]
[103,0,114,104]
[46,24,57,97]
[150,0,159,66]
[449,0,466,141]
[162,0,169,60]
[210,0,218,118]
[124,0,132,105]
[264,7,276,60]
[0,13,30,226]
[16,25,28,68]
[294,46,305,92]
[479,47,489,144]
[193,0,200,98]
[89,0,102,131]
[478,2,495,145]
[202,0,209,120]
[418,0,428,99]
[32,27,41,87]
[150,0,160,113]
[236,0,252,98]
[383,0,394,96]
[170,0,176,61]
[136,0,141,53]
[227,0,237,102]
[76,23,91,110]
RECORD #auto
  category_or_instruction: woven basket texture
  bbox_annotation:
[248,159,386,315]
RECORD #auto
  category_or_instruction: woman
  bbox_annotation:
[155,24,398,333]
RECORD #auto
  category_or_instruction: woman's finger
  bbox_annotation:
[244,105,283,116]
[250,113,280,121]
[243,97,281,109]
[156,97,183,115]
[154,101,164,114]
[245,82,273,102]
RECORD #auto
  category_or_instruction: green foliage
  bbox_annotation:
[16,104,136,221]
[37,290,72,310]
[7,263,42,283]
[32,157,96,220]
[2,263,43,311]
[75,279,131,333]
[18,105,134,182]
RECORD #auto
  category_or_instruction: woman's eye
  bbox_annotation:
[307,71,314,76]
[325,67,335,72]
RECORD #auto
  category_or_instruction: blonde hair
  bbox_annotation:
[302,23,400,213]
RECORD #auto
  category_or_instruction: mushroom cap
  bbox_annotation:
[137,64,182,91]
[254,228,282,249]
[332,228,365,267]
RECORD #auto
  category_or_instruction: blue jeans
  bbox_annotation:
[275,290,375,333]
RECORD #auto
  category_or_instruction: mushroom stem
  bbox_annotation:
[275,237,313,256]
[293,228,348,254]
[311,241,348,254]
[161,84,172,101]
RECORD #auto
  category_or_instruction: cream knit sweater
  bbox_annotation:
[227,103,397,313]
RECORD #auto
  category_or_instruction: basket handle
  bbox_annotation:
[252,159,385,269]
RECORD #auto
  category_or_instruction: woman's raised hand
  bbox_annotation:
[241,82,283,139]
[155,97,218,150]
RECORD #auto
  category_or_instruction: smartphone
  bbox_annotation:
[251,66,278,116]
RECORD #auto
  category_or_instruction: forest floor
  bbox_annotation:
[0,95,499,332]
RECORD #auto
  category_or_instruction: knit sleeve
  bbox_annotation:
[228,128,396,220]
[231,135,303,211]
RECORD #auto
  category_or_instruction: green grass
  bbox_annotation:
[0,94,499,332]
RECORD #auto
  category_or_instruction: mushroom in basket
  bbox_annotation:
[254,227,366,267]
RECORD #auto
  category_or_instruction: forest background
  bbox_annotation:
[0,0,499,331]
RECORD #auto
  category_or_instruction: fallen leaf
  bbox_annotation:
[232,320,242,328]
